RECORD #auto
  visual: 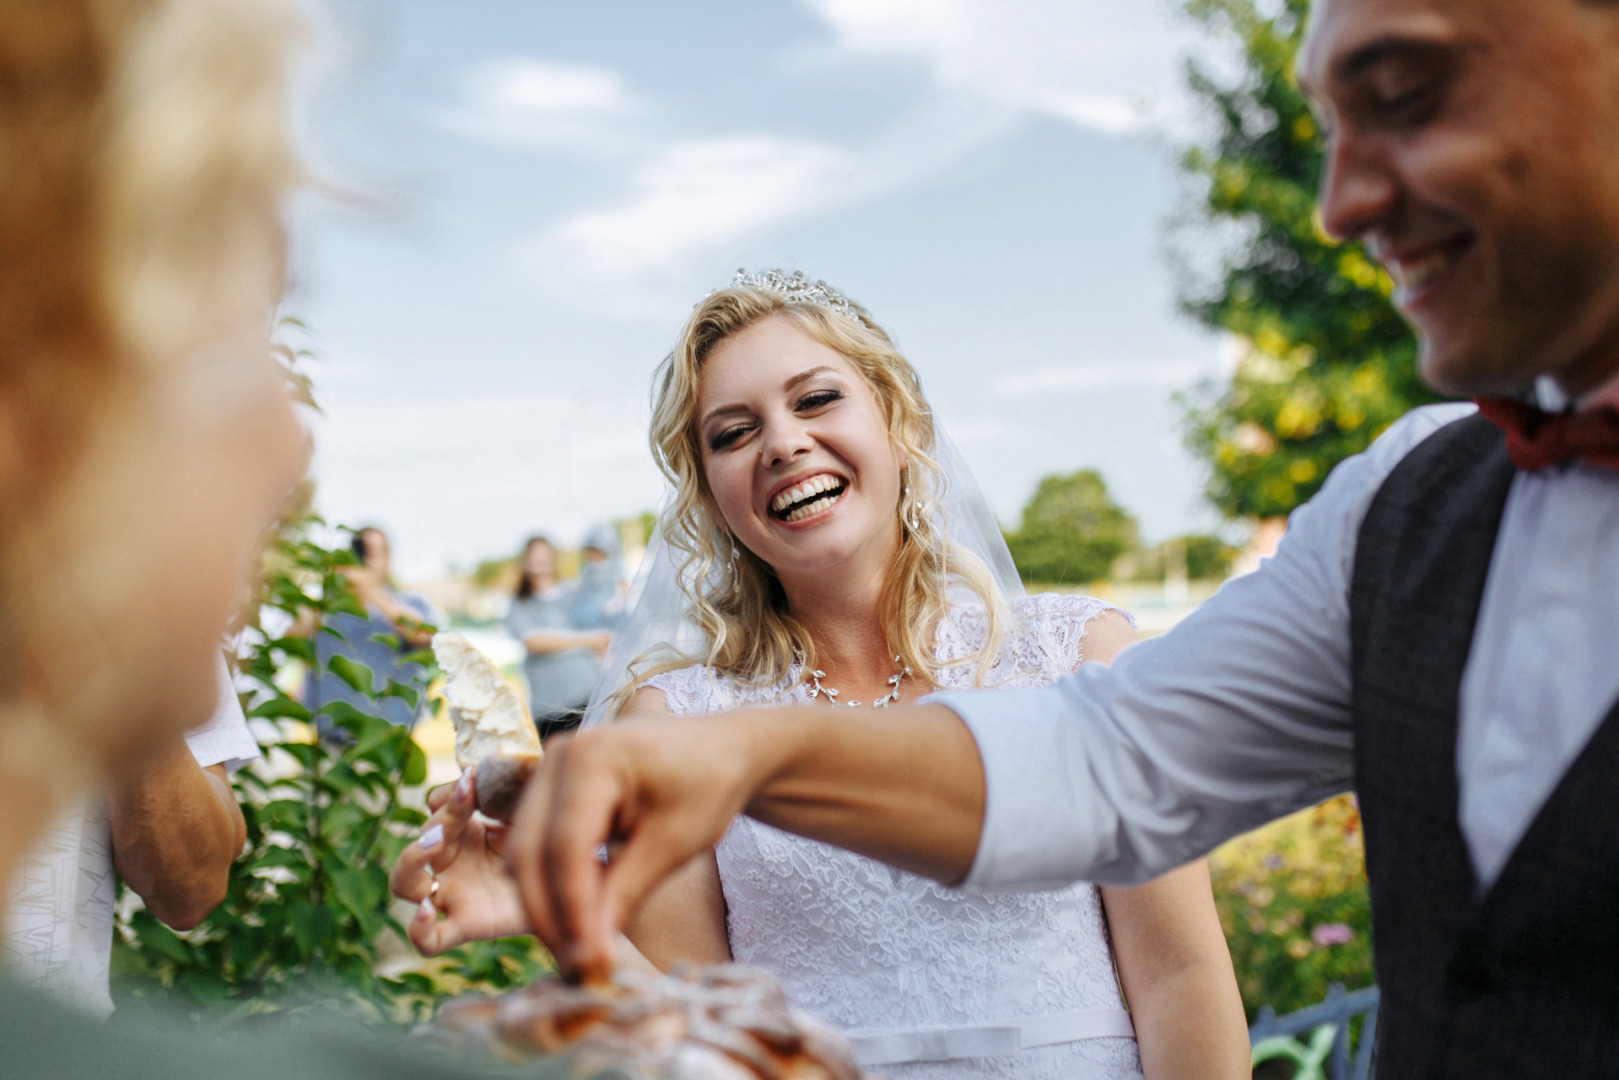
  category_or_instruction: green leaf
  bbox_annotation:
[286,900,318,959]
[401,741,428,786]
[132,912,194,964]
[326,654,374,695]
[349,717,404,759]
[268,636,315,664]
[323,586,367,620]
[379,679,420,709]
[251,846,313,871]
[329,867,385,922]
[320,802,369,838]
[248,696,312,722]
[316,700,376,739]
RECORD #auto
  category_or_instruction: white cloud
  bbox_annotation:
[431,58,643,149]
[994,359,1210,398]
[800,0,1195,135]
[530,136,855,281]
[520,93,1007,306]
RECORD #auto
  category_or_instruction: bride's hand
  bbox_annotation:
[389,766,532,955]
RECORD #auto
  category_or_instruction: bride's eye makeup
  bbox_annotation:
[708,423,752,452]
[796,388,841,411]
[702,381,844,453]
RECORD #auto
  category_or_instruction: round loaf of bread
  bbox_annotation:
[435,965,866,1080]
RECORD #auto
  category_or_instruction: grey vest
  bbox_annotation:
[1350,414,1619,1078]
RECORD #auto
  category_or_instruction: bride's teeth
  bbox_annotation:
[772,475,841,514]
[780,487,844,522]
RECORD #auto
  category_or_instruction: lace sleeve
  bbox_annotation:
[1012,593,1134,677]
[638,665,722,718]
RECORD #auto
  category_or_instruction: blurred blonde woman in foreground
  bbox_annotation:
[0,3,533,1077]
[398,272,1248,1080]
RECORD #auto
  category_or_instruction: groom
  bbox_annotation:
[510,0,1619,1075]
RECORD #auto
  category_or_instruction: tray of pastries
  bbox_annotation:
[432,965,866,1080]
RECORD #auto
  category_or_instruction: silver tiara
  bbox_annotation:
[727,268,866,326]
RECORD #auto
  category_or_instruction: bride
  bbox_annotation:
[392,271,1247,1079]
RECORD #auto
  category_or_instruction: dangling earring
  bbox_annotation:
[901,467,924,534]
[727,534,741,573]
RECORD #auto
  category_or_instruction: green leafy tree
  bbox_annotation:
[1132,533,1241,583]
[1177,0,1442,520]
[472,554,518,591]
[112,324,545,1024]
[1004,470,1139,586]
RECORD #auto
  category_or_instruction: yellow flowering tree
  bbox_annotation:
[1176,0,1443,519]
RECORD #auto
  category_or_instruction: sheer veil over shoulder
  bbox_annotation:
[582,422,1022,729]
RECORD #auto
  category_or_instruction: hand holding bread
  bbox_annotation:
[433,630,542,821]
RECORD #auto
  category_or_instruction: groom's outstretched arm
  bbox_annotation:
[507,703,983,982]
[509,406,1475,981]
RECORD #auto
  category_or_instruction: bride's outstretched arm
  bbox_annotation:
[506,702,985,982]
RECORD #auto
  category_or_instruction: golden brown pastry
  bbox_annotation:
[435,965,866,1080]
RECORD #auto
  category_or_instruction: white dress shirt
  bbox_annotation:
[2,657,259,1017]
[931,402,1619,895]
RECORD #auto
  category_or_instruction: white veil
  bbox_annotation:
[581,422,1023,729]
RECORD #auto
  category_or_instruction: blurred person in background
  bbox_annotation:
[0,1,554,1075]
[309,525,439,736]
[571,522,628,632]
[504,536,610,739]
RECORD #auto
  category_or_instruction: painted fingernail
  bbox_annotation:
[457,770,473,800]
[419,824,444,850]
[418,898,435,921]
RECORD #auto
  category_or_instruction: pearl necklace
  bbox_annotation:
[804,655,912,708]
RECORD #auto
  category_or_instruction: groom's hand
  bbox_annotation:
[508,701,987,982]
[507,712,770,982]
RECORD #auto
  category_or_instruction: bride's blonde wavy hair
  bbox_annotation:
[614,281,1009,711]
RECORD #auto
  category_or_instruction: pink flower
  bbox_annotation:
[1311,923,1354,947]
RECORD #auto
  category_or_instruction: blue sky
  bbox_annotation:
[290,0,1234,577]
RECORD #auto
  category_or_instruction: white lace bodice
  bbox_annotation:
[644,594,1144,1080]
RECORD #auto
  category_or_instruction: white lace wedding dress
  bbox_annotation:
[644,594,1145,1080]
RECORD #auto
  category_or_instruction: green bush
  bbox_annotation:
[111,323,547,1025]
[1210,796,1374,1020]
[112,511,547,1024]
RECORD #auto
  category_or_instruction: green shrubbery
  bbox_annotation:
[111,323,546,1025]
[111,508,547,1024]
[1209,795,1374,1020]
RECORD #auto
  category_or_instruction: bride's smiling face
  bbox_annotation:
[697,315,906,582]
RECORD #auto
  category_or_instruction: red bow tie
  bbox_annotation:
[1474,397,1619,472]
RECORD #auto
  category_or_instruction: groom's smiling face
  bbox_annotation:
[1298,0,1619,398]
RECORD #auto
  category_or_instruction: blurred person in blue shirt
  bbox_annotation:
[571,522,628,632]
[503,536,610,739]
[311,526,439,736]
